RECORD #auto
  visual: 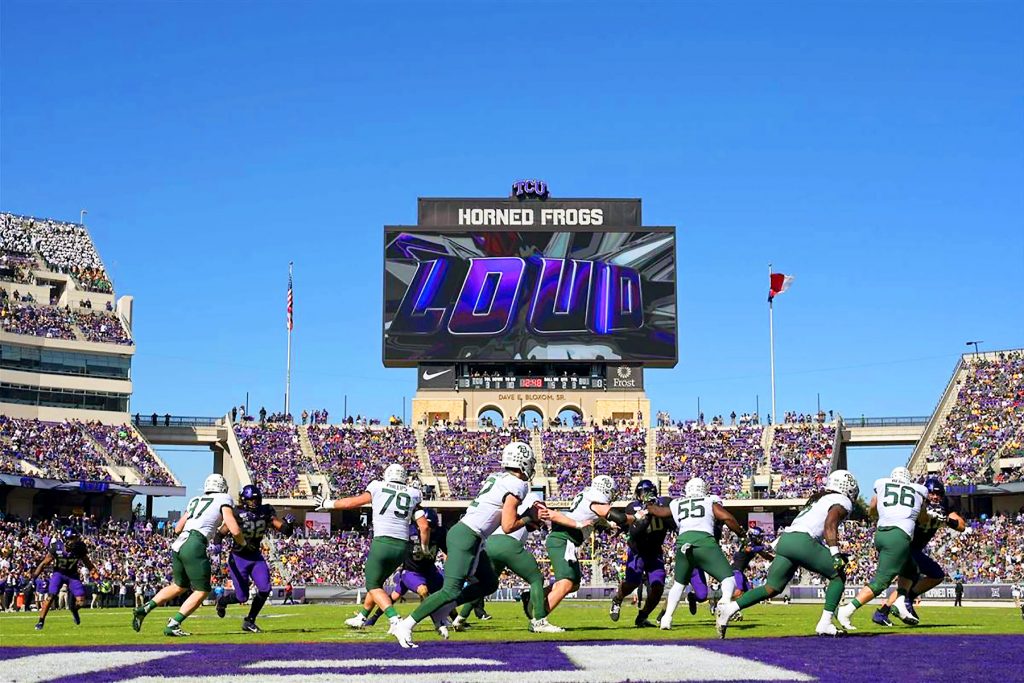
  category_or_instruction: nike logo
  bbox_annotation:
[422,368,453,381]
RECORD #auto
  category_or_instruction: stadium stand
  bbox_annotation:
[769,423,837,497]
[655,424,763,498]
[233,423,313,499]
[0,416,174,485]
[926,351,1024,484]
[541,426,647,497]
[423,426,529,499]
[0,214,112,293]
[306,425,418,496]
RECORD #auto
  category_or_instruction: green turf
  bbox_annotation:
[0,601,1019,647]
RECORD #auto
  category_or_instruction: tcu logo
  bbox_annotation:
[512,179,549,198]
[392,257,643,337]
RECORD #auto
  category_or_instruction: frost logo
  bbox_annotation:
[612,366,637,389]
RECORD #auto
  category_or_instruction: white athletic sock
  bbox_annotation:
[818,610,833,626]
[664,582,685,619]
[720,576,737,604]
[400,615,416,628]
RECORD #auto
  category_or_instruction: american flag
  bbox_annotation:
[287,264,294,331]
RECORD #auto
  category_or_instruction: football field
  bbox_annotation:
[1,602,1021,682]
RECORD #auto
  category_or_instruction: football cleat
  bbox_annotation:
[836,603,858,631]
[872,610,894,627]
[659,612,672,630]
[389,618,417,648]
[815,622,841,637]
[634,615,656,628]
[715,601,740,639]
[529,618,565,633]
[216,602,227,619]
[905,601,920,622]
[479,612,492,621]
[436,623,450,640]
[609,598,622,622]
[71,610,81,626]
[451,616,469,632]
[131,608,146,632]
[34,621,44,631]
[893,597,919,625]
[344,614,367,629]
[242,618,262,633]
[519,590,532,620]
[163,625,191,637]
[687,591,698,615]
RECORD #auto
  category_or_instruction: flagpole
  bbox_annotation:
[768,263,776,429]
[285,262,293,418]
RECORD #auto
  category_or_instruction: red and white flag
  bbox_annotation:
[768,272,793,301]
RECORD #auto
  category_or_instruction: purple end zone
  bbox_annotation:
[3,635,1023,682]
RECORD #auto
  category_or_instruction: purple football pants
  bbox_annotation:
[228,553,271,602]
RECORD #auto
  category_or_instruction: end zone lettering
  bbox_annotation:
[458,207,604,227]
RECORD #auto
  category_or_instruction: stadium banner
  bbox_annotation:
[384,229,677,367]
[417,198,641,228]
[304,512,331,534]
[417,364,457,389]
[789,583,1017,601]
[747,511,775,534]
[604,365,644,390]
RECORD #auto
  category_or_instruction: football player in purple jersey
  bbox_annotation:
[215,484,295,632]
[610,480,674,627]
[25,526,96,630]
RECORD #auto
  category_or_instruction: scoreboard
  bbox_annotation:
[383,194,677,369]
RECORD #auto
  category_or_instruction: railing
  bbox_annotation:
[845,416,930,428]
[133,415,220,428]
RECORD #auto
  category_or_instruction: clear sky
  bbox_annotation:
[2,1,1021,511]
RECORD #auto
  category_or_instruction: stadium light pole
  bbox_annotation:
[966,340,983,356]
[80,209,87,225]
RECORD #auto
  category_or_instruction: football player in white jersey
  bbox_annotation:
[648,477,747,632]
[315,464,427,632]
[837,466,930,629]
[542,474,635,624]
[390,442,546,647]
[715,469,860,637]
[132,474,245,636]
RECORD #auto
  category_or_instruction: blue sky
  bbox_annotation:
[2,2,1022,511]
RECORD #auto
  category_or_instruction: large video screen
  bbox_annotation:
[383,229,677,366]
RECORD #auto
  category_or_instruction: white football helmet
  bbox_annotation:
[383,464,407,484]
[204,473,229,494]
[890,466,912,484]
[501,441,536,479]
[591,474,616,500]
[684,477,708,499]
[827,469,859,501]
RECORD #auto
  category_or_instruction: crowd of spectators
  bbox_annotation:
[0,298,131,345]
[234,424,313,498]
[769,424,836,497]
[655,424,763,498]
[1,214,113,293]
[424,426,529,498]
[0,416,173,485]
[928,352,1024,485]
[0,253,36,284]
[1,416,112,482]
[84,423,175,486]
[307,425,418,496]
[272,531,371,586]
[541,426,647,496]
